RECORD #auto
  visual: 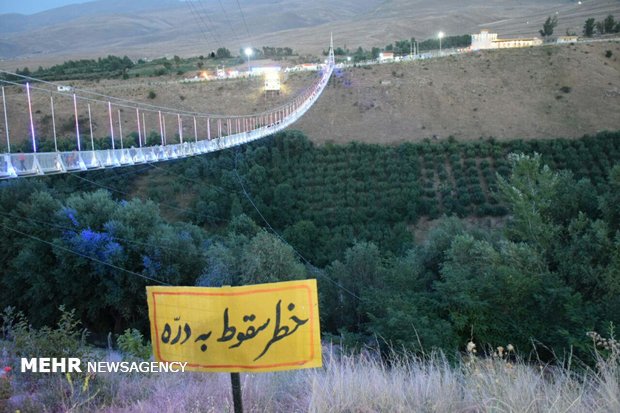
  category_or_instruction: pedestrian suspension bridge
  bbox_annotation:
[0,41,335,179]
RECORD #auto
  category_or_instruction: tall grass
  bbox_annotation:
[9,345,614,412]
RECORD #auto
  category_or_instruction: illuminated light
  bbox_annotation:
[244,47,253,57]
[264,68,281,92]
[438,31,445,39]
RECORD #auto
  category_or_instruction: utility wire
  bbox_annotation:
[234,0,251,40]
[0,222,171,286]
[186,0,222,49]
[69,171,230,225]
[212,0,242,45]
[0,210,202,256]
[232,150,363,301]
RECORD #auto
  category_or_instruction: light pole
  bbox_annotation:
[244,47,253,74]
[438,31,445,55]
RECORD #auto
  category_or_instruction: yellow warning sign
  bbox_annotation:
[146,279,321,372]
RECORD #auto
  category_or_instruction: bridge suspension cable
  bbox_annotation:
[0,41,335,179]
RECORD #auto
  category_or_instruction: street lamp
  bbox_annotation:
[244,47,253,73]
[438,31,445,55]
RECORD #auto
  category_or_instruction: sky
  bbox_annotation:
[0,0,92,15]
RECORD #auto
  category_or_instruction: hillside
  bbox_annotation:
[1,0,619,67]
[2,41,619,146]
[297,40,620,143]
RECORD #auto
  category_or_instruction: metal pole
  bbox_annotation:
[230,373,243,413]
[136,108,142,147]
[207,118,211,140]
[142,112,147,145]
[178,114,183,144]
[118,110,124,149]
[50,95,57,152]
[2,87,10,153]
[193,116,198,143]
[88,103,94,150]
[159,111,164,145]
[73,93,81,151]
[108,101,115,150]
[162,115,167,145]
[26,83,37,152]
[218,119,222,138]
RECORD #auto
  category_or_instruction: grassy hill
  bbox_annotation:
[2,41,619,148]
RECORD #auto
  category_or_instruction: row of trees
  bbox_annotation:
[13,55,135,81]
[584,15,620,37]
[330,34,472,62]
[163,131,619,265]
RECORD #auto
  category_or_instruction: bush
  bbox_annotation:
[117,329,152,361]
[5,306,90,361]
[147,90,157,99]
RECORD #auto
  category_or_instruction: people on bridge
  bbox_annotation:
[18,153,26,171]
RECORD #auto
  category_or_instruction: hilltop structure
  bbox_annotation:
[471,30,543,50]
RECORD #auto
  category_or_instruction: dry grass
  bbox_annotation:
[10,344,617,412]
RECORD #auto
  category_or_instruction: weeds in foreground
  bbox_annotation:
[1,317,618,412]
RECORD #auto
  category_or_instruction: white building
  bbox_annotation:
[471,30,498,50]
[379,51,395,62]
[471,30,542,50]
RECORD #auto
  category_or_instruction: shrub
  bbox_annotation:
[147,90,157,99]
[6,306,90,361]
[117,329,152,361]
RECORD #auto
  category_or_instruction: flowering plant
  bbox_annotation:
[0,366,12,400]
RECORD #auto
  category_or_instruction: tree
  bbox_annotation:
[239,230,305,285]
[603,15,617,34]
[497,153,559,252]
[216,47,231,59]
[540,15,558,37]
[583,18,596,37]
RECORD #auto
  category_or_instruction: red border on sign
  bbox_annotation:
[151,284,316,369]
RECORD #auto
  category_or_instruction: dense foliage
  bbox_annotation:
[12,55,135,81]
[1,130,619,360]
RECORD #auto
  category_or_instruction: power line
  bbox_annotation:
[232,150,363,302]
[212,0,242,45]
[0,210,202,256]
[0,222,171,286]
[234,0,251,41]
[69,171,230,225]
[186,0,222,50]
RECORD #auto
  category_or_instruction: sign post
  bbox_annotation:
[146,279,321,410]
[230,372,243,413]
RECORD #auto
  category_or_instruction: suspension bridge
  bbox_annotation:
[0,41,334,179]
